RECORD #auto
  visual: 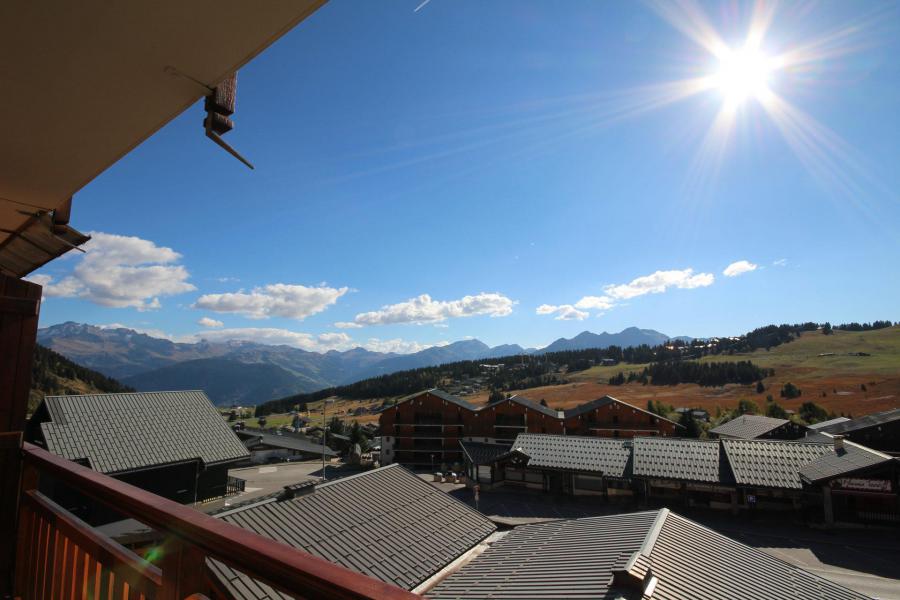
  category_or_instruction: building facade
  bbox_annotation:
[380,389,680,469]
[461,431,900,526]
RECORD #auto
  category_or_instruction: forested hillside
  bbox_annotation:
[30,344,135,412]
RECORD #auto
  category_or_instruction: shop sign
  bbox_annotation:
[832,478,892,492]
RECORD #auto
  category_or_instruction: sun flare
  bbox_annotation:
[713,46,774,104]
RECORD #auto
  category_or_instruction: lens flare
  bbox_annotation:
[714,46,774,104]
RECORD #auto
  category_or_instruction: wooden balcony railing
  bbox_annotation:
[11,442,422,600]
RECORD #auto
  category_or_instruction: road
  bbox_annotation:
[202,460,357,513]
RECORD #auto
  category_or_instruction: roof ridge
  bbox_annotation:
[638,508,669,558]
[45,389,206,400]
[842,438,894,460]
[317,462,402,490]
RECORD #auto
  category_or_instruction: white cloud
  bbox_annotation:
[97,323,194,343]
[603,268,714,300]
[538,268,715,320]
[345,292,515,326]
[197,317,224,328]
[536,304,589,321]
[574,295,617,311]
[193,327,442,354]
[363,338,449,354]
[773,258,788,267]
[195,327,353,351]
[334,321,364,329]
[193,283,348,320]
[26,232,195,310]
[723,260,758,277]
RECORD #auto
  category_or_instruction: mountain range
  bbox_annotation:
[37,322,686,406]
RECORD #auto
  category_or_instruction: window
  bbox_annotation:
[612,415,619,424]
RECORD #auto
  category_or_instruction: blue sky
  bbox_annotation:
[30,0,900,352]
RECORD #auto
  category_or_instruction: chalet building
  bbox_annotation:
[462,432,900,526]
[563,396,680,437]
[380,389,681,469]
[26,391,249,521]
[428,509,865,600]
[710,414,805,440]
[814,407,900,453]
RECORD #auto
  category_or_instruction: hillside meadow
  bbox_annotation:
[466,326,900,417]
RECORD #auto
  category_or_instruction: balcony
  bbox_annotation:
[3,436,420,600]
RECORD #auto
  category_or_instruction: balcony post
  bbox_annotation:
[158,538,211,600]
[0,273,42,596]
[13,458,39,596]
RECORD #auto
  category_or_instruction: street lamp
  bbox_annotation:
[322,398,334,481]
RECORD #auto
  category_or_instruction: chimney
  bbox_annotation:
[833,435,845,451]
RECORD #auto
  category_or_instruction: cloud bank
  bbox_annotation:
[337,292,515,327]
[194,283,348,320]
[26,232,195,310]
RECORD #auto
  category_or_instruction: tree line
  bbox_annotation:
[30,344,134,410]
[608,360,772,387]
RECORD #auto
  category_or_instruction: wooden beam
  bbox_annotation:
[0,273,41,596]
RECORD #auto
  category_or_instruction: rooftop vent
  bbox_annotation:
[279,480,317,500]
[833,434,845,452]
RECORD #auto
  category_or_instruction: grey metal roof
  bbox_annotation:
[38,391,248,474]
[507,433,633,478]
[460,441,511,466]
[485,394,559,418]
[236,430,337,457]
[799,440,894,484]
[722,440,833,489]
[806,417,850,431]
[710,414,790,439]
[429,509,867,600]
[817,408,900,434]
[428,511,656,599]
[208,464,496,596]
[632,437,725,483]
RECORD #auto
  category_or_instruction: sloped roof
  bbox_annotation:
[429,511,655,599]
[396,388,477,411]
[564,395,681,427]
[806,417,850,431]
[799,440,895,484]
[485,394,560,418]
[236,430,337,457]
[506,433,633,478]
[632,437,725,483]
[818,408,900,435]
[459,441,511,466]
[37,391,248,474]
[722,439,833,489]
[710,414,790,439]
[209,464,496,596]
[429,509,866,600]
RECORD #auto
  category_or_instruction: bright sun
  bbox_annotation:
[714,46,774,103]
